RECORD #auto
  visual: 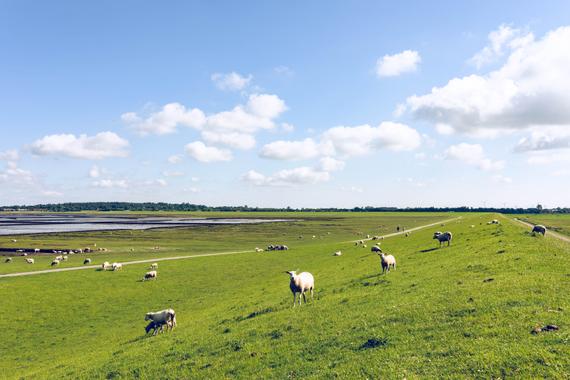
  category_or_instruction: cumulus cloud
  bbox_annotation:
[211,72,252,91]
[31,132,129,160]
[0,149,19,161]
[122,103,206,136]
[321,122,421,156]
[407,26,570,139]
[0,162,34,184]
[376,50,421,77]
[444,143,504,171]
[185,141,232,163]
[318,156,345,172]
[242,167,330,186]
[92,179,128,188]
[514,127,570,152]
[123,94,287,150]
[470,24,534,68]
[260,138,322,160]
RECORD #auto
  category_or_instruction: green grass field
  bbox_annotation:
[1,212,569,379]
[516,214,570,237]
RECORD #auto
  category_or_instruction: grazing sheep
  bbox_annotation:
[11,239,17,243]
[150,263,158,270]
[488,219,500,225]
[25,258,34,264]
[433,231,453,247]
[312,235,316,238]
[5,257,12,263]
[405,232,410,237]
[366,234,371,239]
[255,247,263,252]
[55,255,63,261]
[51,260,60,266]
[61,256,68,261]
[34,248,40,253]
[101,261,112,270]
[470,225,475,228]
[371,245,382,253]
[143,270,158,281]
[532,225,547,236]
[112,263,123,271]
[84,258,91,265]
[362,244,367,248]
[285,271,315,307]
[378,253,396,274]
[145,309,176,335]
[333,251,342,256]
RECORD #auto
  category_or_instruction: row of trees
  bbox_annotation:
[0,202,559,214]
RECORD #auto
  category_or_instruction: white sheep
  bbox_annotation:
[333,251,342,256]
[34,248,40,253]
[378,253,396,274]
[150,263,158,270]
[101,261,111,270]
[255,247,264,252]
[145,309,176,335]
[285,271,314,306]
[55,255,63,261]
[143,270,158,281]
[112,263,123,271]
[25,258,34,264]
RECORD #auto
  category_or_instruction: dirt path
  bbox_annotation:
[508,217,570,243]
[0,216,462,279]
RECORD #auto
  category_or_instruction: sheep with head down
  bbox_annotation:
[144,308,176,335]
[285,271,314,307]
[532,225,546,236]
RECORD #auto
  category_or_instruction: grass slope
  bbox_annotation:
[1,213,569,379]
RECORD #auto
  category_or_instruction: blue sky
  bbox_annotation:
[1,1,570,208]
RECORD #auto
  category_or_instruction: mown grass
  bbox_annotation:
[1,212,569,379]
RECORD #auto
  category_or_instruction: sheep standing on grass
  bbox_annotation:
[51,260,60,266]
[25,258,34,264]
[285,271,314,307]
[145,309,176,336]
[84,258,91,265]
[433,231,453,247]
[333,251,342,256]
[532,225,547,236]
[150,263,158,270]
[143,270,158,281]
[101,261,111,271]
[255,247,263,252]
[5,257,12,263]
[112,263,123,271]
[378,253,396,274]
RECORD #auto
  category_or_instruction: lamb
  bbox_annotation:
[532,225,547,236]
[433,231,453,247]
[285,271,314,306]
[143,270,158,281]
[84,258,91,265]
[371,245,382,253]
[378,252,396,274]
[112,263,123,271]
[26,258,34,264]
[150,263,158,270]
[144,309,176,335]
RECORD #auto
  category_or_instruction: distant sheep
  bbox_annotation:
[11,239,17,243]
[255,247,263,252]
[362,244,367,248]
[143,270,158,281]
[61,256,68,261]
[150,263,158,270]
[488,219,500,225]
[51,259,60,266]
[112,263,123,271]
[371,245,382,253]
[34,248,40,253]
[333,251,342,256]
[378,253,396,274]
[5,257,12,263]
[25,258,34,264]
[84,258,91,265]
[55,255,63,261]
[285,271,314,306]
[405,232,410,237]
[532,225,547,236]
[101,261,112,270]
[266,245,288,251]
[433,231,453,247]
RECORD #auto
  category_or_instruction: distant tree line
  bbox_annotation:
[0,202,565,214]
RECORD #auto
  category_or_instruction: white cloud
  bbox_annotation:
[242,167,330,186]
[211,72,252,91]
[274,66,294,76]
[525,150,570,165]
[514,126,570,152]
[124,94,287,150]
[444,143,504,171]
[162,171,184,177]
[92,179,128,188]
[318,157,345,172]
[31,132,129,160]
[321,122,421,156]
[260,138,322,160]
[0,162,33,184]
[168,154,183,164]
[184,141,232,163]
[470,24,534,68]
[280,123,295,133]
[341,185,363,193]
[0,149,19,161]
[191,177,199,182]
[376,50,421,77]
[492,174,513,183]
[122,103,206,136]
[407,26,570,138]
[41,190,63,197]
[89,165,101,178]
[148,179,167,187]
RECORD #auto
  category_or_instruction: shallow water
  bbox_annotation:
[0,215,291,235]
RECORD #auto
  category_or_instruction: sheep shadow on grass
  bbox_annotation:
[420,247,439,253]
